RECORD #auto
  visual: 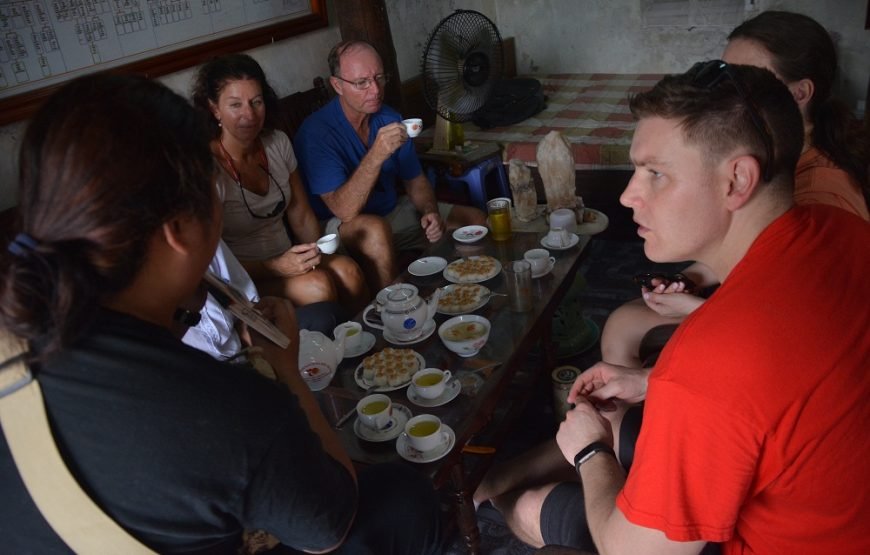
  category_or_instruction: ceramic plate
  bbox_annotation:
[406,379,461,408]
[576,208,609,236]
[436,284,491,315]
[342,331,376,358]
[382,318,436,346]
[408,256,448,277]
[354,351,425,392]
[452,225,488,243]
[353,403,412,442]
[443,256,502,284]
[541,233,580,251]
[396,424,456,463]
[531,259,555,279]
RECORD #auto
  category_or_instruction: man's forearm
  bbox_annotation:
[581,452,627,554]
[322,152,384,221]
[405,174,439,215]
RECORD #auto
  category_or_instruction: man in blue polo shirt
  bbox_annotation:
[295,40,485,291]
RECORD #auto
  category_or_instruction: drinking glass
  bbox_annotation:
[504,260,532,312]
[487,198,512,241]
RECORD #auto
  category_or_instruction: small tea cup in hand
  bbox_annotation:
[356,393,392,430]
[404,414,445,452]
[402,118,423,138]
[412,368,452,400]
[316,233,339,254]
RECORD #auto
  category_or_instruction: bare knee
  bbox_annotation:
[341,214,393,255]
[326,255,366,289]
[290,270,338,304]
[447,205,486,229]
[601,297,655,366]
[493,483,558,548]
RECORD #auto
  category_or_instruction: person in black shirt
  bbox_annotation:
[0,73,440,555]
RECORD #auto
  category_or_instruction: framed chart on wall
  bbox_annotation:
[0,0,327,125]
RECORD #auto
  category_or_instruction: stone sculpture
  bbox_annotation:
[536,130,578,212]
[508,159,537,222]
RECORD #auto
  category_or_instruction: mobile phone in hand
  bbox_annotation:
[633,272,696,293]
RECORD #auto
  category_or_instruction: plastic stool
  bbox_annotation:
[428,155,510,210]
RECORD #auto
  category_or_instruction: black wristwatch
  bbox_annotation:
[574,441,616,474]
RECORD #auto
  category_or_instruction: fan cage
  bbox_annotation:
[421,10,504,123]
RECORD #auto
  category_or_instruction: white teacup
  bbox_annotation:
[402,118,423,138]
[524,248,555,274]
[404,414,446,452]
[412,368,452,400]
[545,227,570,248]
[356,394,392,430]
[316,233,339,254]
[550,208,577,234]
[334,321,363,352]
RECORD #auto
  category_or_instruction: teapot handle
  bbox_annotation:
[362,304,384,330]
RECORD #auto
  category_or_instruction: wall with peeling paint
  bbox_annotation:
[387,0,867,113]
[1,0,867,210]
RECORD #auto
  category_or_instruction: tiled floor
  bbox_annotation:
[442,237,685,554]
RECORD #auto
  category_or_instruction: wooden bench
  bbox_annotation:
[274,76,332,139]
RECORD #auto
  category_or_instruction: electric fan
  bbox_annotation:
[421,10,504,152]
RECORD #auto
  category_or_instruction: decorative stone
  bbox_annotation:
[508,159,537,222]
[536,130,577,212]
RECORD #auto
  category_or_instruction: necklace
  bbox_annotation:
[217,139,286,220]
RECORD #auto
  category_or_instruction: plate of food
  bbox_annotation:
[437,283,491,315]
[354,348,425,392]
[452,225,488,243]
[443,255,501,283]
[576,208,609,236]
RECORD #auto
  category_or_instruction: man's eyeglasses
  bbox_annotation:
[689,60,775,183]
[333,73,390,92]
[238,168,286,219]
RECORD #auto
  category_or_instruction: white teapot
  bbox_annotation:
[363,284,442,342]
[297,328,346,391]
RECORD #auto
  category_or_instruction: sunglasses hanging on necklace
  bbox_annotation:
[218,140,287,219]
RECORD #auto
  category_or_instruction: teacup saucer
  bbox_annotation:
[531,259,555,279]
[383,318,436,346]
[396,424,456,463]
[541,233,580,251]
[354,403,412,443]
[342,331,376,358]
[406,379,461,408]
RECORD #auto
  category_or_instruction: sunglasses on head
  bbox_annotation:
[688,60,775,183]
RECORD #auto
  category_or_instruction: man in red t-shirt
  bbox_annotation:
[554,62,870,554]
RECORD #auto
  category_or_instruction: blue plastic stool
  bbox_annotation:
[427,154,511,210]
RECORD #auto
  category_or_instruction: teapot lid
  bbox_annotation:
[376,283,418,305]
[383,285,421,312]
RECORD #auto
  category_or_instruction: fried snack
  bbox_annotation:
[444,255,498,283]
[439,284,488,313]
[361,348,419,387]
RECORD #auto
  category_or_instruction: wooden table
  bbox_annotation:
[316,230,591,554]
